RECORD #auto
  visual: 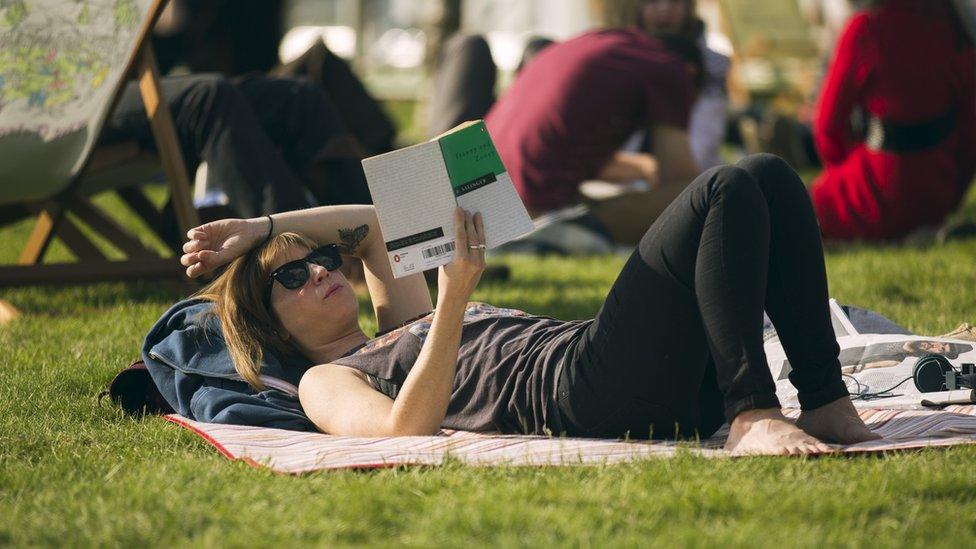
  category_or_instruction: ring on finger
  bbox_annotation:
[468,244,487,249]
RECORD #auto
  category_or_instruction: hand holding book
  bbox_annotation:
[361,120,534,278]
[437,207,486,306]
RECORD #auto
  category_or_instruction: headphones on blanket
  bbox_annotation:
[912,354,976,393]
[847,354,975,401]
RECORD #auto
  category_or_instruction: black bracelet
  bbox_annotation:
[262,214,274,245]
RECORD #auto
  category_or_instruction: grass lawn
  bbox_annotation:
[3,183,976,547]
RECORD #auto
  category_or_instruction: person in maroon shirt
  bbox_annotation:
[811,0,976,240]
[485,5,702,244]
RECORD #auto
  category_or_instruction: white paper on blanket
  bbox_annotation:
[828,298,859,337]
[768,329,976,408]
[361,121,533,279]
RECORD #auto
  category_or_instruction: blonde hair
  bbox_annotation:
[194,232,320,390]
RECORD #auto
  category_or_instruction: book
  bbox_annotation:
[361,120,534,278]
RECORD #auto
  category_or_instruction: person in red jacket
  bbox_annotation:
[811,0,975,241]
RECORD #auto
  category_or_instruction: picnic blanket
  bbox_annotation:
[164,405,976,474]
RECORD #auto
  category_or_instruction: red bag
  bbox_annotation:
[101,360,175,416]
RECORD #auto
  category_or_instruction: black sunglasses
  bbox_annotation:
[264,245,343,305]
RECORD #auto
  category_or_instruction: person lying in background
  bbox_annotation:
[146,153,880,455]
[811,0,975,241]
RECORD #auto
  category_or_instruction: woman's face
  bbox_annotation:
[640,0,689,35]
[267,244,359,350]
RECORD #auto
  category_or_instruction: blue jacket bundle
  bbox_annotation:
[141,299,318,431]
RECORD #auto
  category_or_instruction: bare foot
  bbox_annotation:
[796,396,882,444]
[724,408,834,456]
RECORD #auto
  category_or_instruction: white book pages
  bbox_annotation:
[455,172,535,248]
[362,142,458,278]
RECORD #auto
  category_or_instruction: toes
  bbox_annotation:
[790,442,831,456]
[813,442,835,453]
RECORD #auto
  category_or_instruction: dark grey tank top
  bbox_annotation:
[332,303,588,434]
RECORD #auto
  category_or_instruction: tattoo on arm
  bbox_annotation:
[338,224,369,254]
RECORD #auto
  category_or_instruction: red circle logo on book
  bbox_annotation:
[394,254,401,263]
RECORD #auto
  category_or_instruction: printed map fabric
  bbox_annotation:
[0,1,152,203]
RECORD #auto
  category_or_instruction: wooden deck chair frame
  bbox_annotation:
[0,0,199,290]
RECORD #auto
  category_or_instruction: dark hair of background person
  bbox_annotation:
[516,37,556,73]
[593,0,699,39]
[638,0,702,43]
[657,34,704,92]
[589,0,705,91]
[153,0,284,76]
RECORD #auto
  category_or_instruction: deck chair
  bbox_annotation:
[716,0,823,164]
[718,0,819,61]
[0,0,199,297]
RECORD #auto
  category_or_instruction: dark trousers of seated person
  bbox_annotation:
[556,154,850,439]
[102,74,371,219]
[273,41,396,157]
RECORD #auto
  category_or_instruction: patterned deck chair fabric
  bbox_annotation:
[0,0,198,290]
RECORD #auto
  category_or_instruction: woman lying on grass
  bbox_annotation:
[163,154,880,455]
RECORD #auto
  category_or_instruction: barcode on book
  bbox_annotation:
[422,241,456,259]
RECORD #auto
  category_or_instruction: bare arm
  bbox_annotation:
[594,126,699,190]
[650,125,701,186]
[299,208,486,436]
[300,296,469,436]
[180,205,432,332]
[595,151,660,186]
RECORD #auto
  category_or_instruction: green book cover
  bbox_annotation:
[438,121,507,197]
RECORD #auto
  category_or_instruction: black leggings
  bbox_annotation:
[556,154,849,439]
